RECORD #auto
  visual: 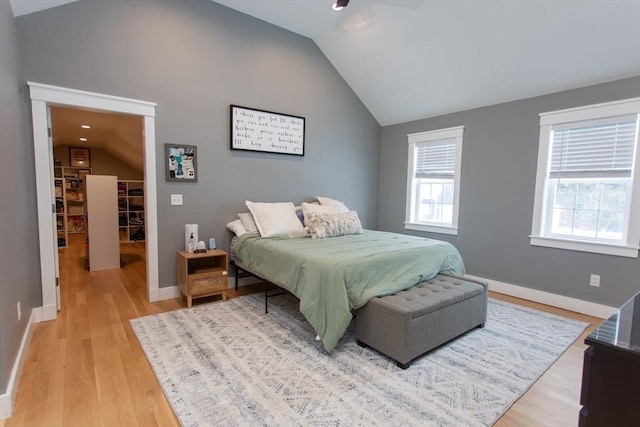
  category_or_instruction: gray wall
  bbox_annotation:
[0,0,41,395]
[15,0,380,290]
[379,76,640,307]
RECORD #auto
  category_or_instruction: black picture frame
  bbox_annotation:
[69,147,91,167]
[230,105,305,156]
[165,144,197,182]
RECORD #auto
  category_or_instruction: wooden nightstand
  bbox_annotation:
[176,249,228,308]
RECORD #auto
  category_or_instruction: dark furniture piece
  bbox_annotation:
[580,291,640,426]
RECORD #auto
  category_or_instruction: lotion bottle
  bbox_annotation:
[187,232,196,253]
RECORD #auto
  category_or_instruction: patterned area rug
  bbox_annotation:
[130,293,587,426]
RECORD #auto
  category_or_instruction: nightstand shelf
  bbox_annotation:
[177,249,228,308]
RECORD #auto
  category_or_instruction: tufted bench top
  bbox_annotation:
[378,275,486,320]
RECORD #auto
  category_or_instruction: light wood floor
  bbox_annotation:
[2,234,601,426]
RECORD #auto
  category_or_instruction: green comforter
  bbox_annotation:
[233,230,465,352]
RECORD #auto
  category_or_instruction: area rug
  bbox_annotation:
[130,293,588,426]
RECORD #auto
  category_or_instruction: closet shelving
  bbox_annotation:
[117,180,145,242]
[55,178,67,248]
[54,166,91,246]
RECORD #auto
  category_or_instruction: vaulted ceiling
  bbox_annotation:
[211,0,640,125]
[11,0,640,127]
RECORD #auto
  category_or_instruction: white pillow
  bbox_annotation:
[245,201,306,237]
[226,219,247,237]
[238,212,259,234]
[305,210,363,239]
[317,196,350,213]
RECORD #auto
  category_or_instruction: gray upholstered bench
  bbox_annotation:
[355,274,488,369]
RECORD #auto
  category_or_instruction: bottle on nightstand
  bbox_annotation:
[187,232,196,253]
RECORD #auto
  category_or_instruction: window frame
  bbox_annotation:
[530,97,640,258]
[405,126,464,235]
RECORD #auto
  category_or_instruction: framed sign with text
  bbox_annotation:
[230,105,305,156]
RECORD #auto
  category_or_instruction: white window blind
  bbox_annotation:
[550,115,637,179]
[531,98,640,258]
[406,126,463,235]
[415,139,456,179]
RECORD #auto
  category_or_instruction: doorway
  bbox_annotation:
[29,82,161,321]
[51,106,146,302]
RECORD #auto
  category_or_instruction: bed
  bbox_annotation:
[230,227,465,352]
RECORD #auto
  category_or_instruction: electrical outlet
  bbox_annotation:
[17,301,21,321]
[590,274,600,287]
[170,194,183,206]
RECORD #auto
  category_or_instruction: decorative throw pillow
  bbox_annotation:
[316,196,350,213]
[245,201,306,238]
[301,202,343,226]
[226,219,247,237]
[238,212,259,234]
[305,210,363,239]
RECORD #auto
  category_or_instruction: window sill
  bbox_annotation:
[404,222,458,235]
[530,236,639,258]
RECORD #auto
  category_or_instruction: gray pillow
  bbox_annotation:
[237,212,259,234]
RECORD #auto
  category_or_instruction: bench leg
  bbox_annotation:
[397,360,411,370]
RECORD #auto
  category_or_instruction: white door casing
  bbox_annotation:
[46,106,61,310]
[29,82,160,321]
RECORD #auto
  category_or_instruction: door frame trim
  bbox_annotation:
[28,82,159,320]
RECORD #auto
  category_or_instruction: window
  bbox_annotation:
[405,126,463,235]
[531,98,640,258]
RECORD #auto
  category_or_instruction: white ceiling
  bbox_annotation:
[10,0,640,126]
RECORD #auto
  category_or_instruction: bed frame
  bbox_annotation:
[229,260,288,313]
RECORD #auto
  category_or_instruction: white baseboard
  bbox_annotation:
[149,285,181,302]
[466,274,616,319]
[41,302,57,321]
[0,307,41,420]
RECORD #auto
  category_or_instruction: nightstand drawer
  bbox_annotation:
[189,271,227,295]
